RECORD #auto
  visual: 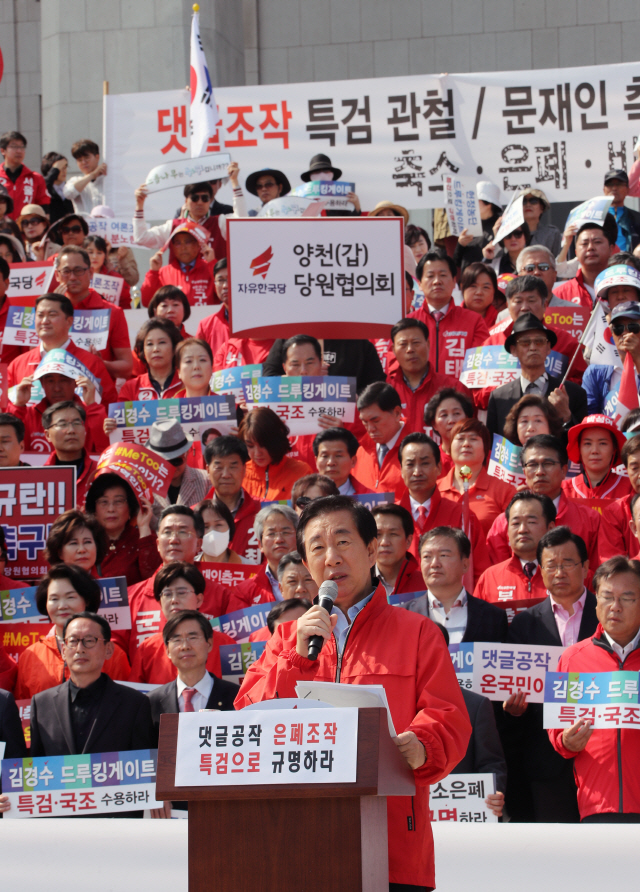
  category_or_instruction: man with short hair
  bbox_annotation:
[277,552,319,601]
[148,419,210,527]
[516,245,557,296]
[548,557,640,822]
[486,435,601,569]
[266,598,312,634]
[404,527,507,642]
[202,435,261,561]
[486,313,587,437]
[371,503,424,596]
[409,251,490,377]
[0,131,49,219]
[228,505,298,610]
[603,168,640,252]
[140,221,216,308]
[353,382,405,495]
[7,293,117,406]
[0,412,27,467]
[504,527,598,823]
[42,400,97,508]
[386,318,472,434]
[600,435,640,561]
[64,139,107,214]
[475,492,556,608]
[313,428,372,495]
[195,258,231,355]
[554,219,617,310]
[261,336,385,393]
[236,494,471,891]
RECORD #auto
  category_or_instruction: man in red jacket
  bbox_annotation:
[196,258,230,355]
[42,400,97,508]
[554,219,617,311]
[487,435,600,570]
[474,492,555,608]
[235,495,471,889]
[141,221,216,307]
[548,556,640,822]
[202,435,262,562]
[371,503,425,596]
[313,428,373,495]
[599,434,640,560]
[0,131,49,219]
[386,318,472,434]
[353,382,406,496]
[409,251,489,377]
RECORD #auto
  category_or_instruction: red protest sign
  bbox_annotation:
[0,622,48,662]
[15,698,32,748]
[198,562,259,587]
[0,466,76,582]
[95,442,175,504]
[544,307,587,340]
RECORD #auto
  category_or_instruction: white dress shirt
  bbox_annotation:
[376,425,403,466]
[339,477,356,496]
[603,627,640,663]
[427,588,468,644]
[409,494,432,522]
[176,671,214,713]
[519,372,548,395]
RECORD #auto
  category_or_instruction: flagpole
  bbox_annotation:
[558,296,603,388]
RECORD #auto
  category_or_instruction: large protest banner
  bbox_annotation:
[94,442,175,504]
[227,217,404,338]
[104,63,640,215]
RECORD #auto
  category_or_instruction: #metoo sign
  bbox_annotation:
[227,217,404,339]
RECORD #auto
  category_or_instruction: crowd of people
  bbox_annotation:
[2,126,640,888]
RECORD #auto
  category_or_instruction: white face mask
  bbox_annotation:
[203,528,230,557]
[310,171,334,181]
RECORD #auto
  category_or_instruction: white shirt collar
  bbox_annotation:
[427,299,452,318]
[553,495,561,510]
[603,627,640,662]
[176,671,213,700]
[427,587,467,610]
[519,371,548,392]
[409,494,432,521]
[381,424,403,453]
[339,477,356,496]
[40,337,71,355]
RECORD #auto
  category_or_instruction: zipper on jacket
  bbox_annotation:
[435,317,440,373]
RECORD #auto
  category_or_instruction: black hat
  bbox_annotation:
[300,154,342,183]
[0,185,14,215]
[245,168,291,198]
[504,312,557,353]
[604,169,629,186]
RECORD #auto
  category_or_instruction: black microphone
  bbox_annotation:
[308,579,339,661]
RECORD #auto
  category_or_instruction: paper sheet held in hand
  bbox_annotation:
[295,681,397,738]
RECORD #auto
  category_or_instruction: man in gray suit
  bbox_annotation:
[148,418,210,529]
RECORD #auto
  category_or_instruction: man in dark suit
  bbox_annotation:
[30,612,155,758]
[487,313,587,437]
[403,526,507,643]
[503,526,598,822]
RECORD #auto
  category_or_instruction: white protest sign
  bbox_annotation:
[227,217,404,338]
[70,308,111,352]
[294,181,355,212]
[6,264,54,300]
[257,196,324,217]
[86,217,139,248]
[543,670,640,730]
[174,708,358,786]
[442,174,482,237]
[91,273,123,306]
[242,376,357,435]
[144,152,231,193]
[566,196,613,230]
[472,643,565,703]
[492,195,525,245]
[430,773,497,823]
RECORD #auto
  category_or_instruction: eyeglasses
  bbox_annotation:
[189,193,211,203]
[60,225,84,235]
[598,595,639,606]
[167,633,206,647]
[522,263,551,273]
[515,338,549,349]
[158,528,195,540]
[96,498,129,509]
[6,143,25,150]
[57,267,89,278]
[611,322,640,336]
[159,587,195,601]
[50,420,84,430]
[263,528,295,540]
[522,459,561,472]
[22,217,45,227]
[64,636,104,649]
[542,560,583,574]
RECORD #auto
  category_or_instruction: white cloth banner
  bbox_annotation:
[103,63,640,216]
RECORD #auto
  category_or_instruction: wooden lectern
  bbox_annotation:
[157,707,415,892]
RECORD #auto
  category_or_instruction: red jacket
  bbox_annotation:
[0,163,49,219]
[117,370,183,402]
[553,268,595,311]
[66,289,131,372]
[437,467,516,537]
[386,364,473,436]
[235,584,471,888]
[9,395,109,455]
[227,564,276,612]
[396,488,490,585]
[347,474,374,494]
[389,554,425,595]
[213,337,275,370]
[141,255,216,307]
[487,493,600,569]
[128,627,235,683]
[561,471,631,513]
[354,431,405,496]
[44,449,97,509]
[202,486,262,563]
[196,307,230,358]
[99,526,162,587]
[409,300,490,377]
[7,339,118,407]
[125,568,230,661]
[548,627,640,819]
[473,554,547,606]
[599,492,636,561]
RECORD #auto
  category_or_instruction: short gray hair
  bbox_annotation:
[516,244,556,272]
[254,504,298,542]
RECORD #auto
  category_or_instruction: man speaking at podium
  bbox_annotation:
[236,495,471,891]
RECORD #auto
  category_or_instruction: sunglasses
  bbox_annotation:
[60,225,83,235]
[22,217,46,227]
[522,263,551,273]
[611,322,640,335]
[507,230,525,239]
[190,193,211,202]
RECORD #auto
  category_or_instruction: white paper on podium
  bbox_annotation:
[295,682,397,738]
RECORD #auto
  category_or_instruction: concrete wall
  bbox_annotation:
[0,0,42,171]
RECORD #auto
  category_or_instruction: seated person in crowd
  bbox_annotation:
[486,435,601,569]
[386,318,472,435]
[313,427,372,495]
[583,300,640,415]
[409,251,490,377]
[42,400,98,508]
[486,314,587,438]
[147,419,210,526]
[249,554,317,642]
[196,259,231,357]
[460,262,501,329]
[423,387,475,479]
[239,407,311,502]
[129,562,234,684]
[228,505,299,610]
[548,557,640,823]
[554,217,617,311]
[353,382,406,496]
[7,293,117,407]
[118,318,183,401]
[600,435,640,561]
[126,505,230,661]
[85,474,161,584]
[505,527,598,823]
[141,221,216,308]
[501,394,564,447]
[475,492,556,608]
[202,435,261,562]
[194,498,245,564]
[371,503,425,596]
[291,474,339,515]
[437,418,516,537]
[405,527,507,643]
[563,414,630,504]
[395,432,489,584]
[0,412,27,468]
[174,338,214,404]
[15,565,130,699]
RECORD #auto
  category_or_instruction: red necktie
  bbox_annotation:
[431,310,444,323]
[182,688,197,712]
[416,505,428,533]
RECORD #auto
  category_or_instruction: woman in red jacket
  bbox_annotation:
[173,338,215,468]
[563,414,631,507]
[117,317,183,402]
[461,262,501,330]
[240,407,311,501]
[84,235,131,308]
[131,285,191,376]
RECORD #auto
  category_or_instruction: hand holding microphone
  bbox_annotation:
[295,579,339,661]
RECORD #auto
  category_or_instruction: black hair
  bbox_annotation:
[521,434,568,467]
[371,502,414,538]
[505,490,557,526]
[85,473,138,520]
[537,526,588,565]
[505,274,548,302]
[214,258,228,275]
[134,317,183,369]
[0,412,25,443]
[35,293,75,318]
[83,235,108,255]
[162,609,213,644]
[204,434,249,466]
[0,257,9,280]
[36,564,101,616]
[195,498,236,543]
[63,611,111,642]
[41,151,66,178]
[159,504,205,539]
[148,285,191,322]
[404,224,431,251]
[577,215,618,247]
[296,495,378,561]
[419,526,471,559]
[312,427,360,458]
[70,139,100,159]
[281,334,322,363]
[184,181,213,199]
[390,318,430,343]
[277,551,304,579]
[0,131,26,150]
[423,387,475,427]
[416,250,457,281]
[356,381,402,413]
[267,597,312,634]
[398,432,441,465]
[42,400,86,430]
[153,561,206,601]
[592,556,640,594]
